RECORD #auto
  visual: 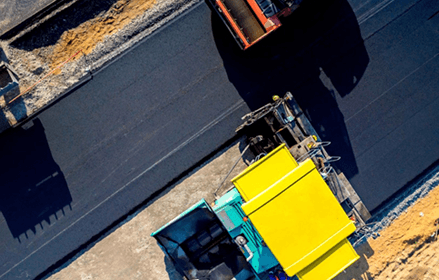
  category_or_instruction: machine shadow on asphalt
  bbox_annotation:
[0,118,72,243]
[212,0,369,179]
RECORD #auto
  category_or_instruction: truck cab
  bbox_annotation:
[207,0,303,49]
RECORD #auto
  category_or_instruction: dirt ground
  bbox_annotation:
[44,137,439,280]
[339,185,439,280]
[48,0,156,69]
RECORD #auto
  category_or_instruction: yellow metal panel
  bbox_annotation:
[296,239,360,280]
[231,144,298,201]
[241,159,356,277]
[241,159,315,215]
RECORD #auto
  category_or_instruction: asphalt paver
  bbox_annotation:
[1,0,439,278]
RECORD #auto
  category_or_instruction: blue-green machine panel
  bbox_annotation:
[151,188,279,279]
[213,188,279,274]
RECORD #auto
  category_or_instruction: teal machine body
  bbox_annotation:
[151,188,279,280]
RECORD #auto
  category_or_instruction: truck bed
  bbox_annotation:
[219,0,265,43]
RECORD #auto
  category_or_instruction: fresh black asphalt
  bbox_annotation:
[0,0,439,278]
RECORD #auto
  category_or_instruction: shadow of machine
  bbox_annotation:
[0,118,72,242]
[335,241,374,279]
[212,0,369,179]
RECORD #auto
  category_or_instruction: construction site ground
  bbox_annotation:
[44,137,439,280]
[1,0,439,279]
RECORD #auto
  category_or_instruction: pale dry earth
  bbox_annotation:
[338,185,439,280]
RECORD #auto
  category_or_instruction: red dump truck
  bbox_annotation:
[207,0,303,49]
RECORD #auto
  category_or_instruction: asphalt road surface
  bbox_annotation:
[1,0,439,278]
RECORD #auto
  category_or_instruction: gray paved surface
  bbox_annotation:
[0,0,59,36]
[0,0,439,279]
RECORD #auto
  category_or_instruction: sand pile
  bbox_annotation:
[340,185,439,280]
[49,0,156,69]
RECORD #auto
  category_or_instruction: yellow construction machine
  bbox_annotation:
[152,93,370,280]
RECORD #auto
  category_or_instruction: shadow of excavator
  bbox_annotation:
[0,118,72,242]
